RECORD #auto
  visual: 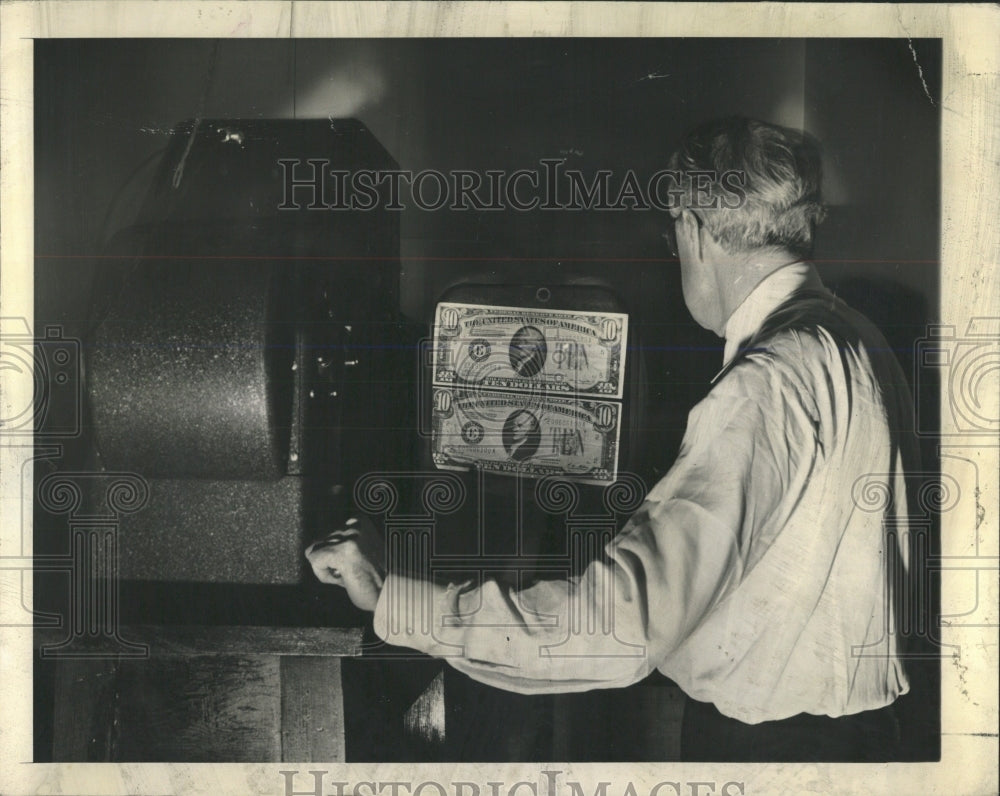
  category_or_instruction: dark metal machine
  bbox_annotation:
[87,119,409,584]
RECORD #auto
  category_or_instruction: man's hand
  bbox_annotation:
[305,516,386,612]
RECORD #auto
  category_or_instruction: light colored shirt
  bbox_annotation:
[722,261,821,367]
[373,264,913,724]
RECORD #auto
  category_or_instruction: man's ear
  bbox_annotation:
[679,209,704,261]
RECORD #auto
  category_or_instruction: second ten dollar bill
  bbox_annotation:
[431,386,621,484]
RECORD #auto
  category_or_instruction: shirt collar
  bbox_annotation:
[722,261,824,367]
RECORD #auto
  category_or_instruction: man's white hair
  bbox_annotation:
[669,116,827,258]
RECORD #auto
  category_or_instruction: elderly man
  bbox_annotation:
[306,117,917,761]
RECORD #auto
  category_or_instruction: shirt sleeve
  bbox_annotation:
[372,361,809,694]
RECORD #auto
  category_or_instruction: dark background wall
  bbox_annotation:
[36,38,940,332]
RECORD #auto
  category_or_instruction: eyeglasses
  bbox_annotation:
[661,210,703,259]
[661,217,680,259]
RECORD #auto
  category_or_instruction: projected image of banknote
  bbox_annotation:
[433,303,628,398]
[431,387,621,484]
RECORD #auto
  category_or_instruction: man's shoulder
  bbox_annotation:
[758,288,890,356]
[715,301,874,410]
[733,289,893,378]
[721,324,839,389]
[709,287,909,415]
[712,333,831,430]
[717,292,913,443]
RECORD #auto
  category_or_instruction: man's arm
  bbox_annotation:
[371,492,746,694]
[309,361,807,694]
